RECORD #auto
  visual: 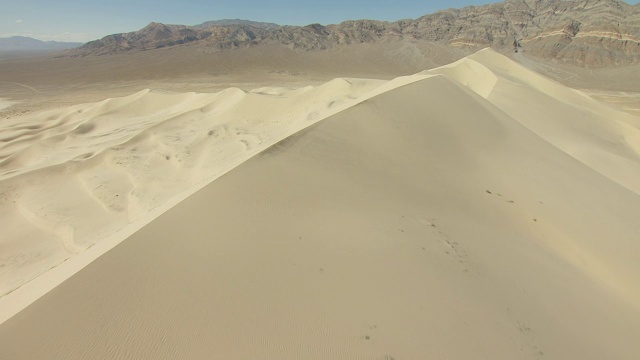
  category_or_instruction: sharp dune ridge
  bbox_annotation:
[0,49,639,359]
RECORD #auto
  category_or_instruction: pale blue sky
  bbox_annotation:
[1,0,639,42]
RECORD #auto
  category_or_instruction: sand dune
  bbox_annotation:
[0,78,392,298]
[0,73,436,311]
[431,51,640,194]
[0,49,639,359]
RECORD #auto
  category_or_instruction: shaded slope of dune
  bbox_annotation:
[0,51,639,359]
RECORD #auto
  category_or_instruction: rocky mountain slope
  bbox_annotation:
[65,0,640,66]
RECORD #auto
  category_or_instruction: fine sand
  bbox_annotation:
[0,49,639,359]
[0,98,19,111]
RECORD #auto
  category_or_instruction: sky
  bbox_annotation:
[1,0,640,43]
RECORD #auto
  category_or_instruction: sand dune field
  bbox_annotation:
[0,49,639,359]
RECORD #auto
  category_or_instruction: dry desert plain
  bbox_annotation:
[0,47,639,359]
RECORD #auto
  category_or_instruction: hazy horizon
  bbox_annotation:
[3,0,639,43]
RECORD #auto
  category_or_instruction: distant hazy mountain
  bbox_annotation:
[71,0,640,67]
[194,19,280,29]
[0,36,83,51]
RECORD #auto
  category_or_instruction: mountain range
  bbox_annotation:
[70,0,640,67]
[0,36,83,51]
